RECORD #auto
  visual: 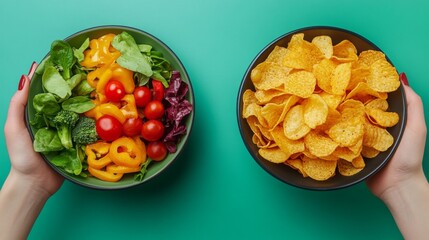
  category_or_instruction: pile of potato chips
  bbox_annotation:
[242,33,400,181]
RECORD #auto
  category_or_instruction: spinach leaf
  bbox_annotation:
[62,96,95,113]
[112,32,153,77]
[30,112,47,129]
[33,93,61,115]
[50,40,75,80]
[66,73,85,90]
[73,80,94,96]
[50,148,82,175]
[33,128,64,152]
[73,38,89,62]
[42,66,71,99]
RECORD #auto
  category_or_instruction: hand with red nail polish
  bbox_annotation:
[367,82,429,239]
[1,62,64,240]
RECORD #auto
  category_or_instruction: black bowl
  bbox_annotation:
[237,26,406,190]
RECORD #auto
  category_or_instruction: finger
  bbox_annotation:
[5,74,31,136]
[28,62,38,79]
[402,85,427,135]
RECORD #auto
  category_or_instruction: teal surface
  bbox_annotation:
[1,0,428,239]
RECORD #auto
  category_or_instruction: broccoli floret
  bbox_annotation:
[72,116,99,145]
[52,110,79,149]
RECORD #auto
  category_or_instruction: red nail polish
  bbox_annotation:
[18,75,26,90]
[399,72,409,86]
[28,61,37,75]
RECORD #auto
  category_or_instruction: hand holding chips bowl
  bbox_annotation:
[237,26,406,190]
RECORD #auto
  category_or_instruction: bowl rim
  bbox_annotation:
[25,25,195,190]
[236,25,407,190]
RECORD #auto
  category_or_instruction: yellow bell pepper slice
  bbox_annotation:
[109,137,143,168]
[80,33,121,68]
[85,142,112,169]
[106,164,141,174]
[88,166,123,182]
[120,94,138,119]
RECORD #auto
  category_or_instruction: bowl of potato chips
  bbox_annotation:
[237,26,406,190]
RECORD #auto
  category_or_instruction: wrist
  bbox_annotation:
[0,170,51,239]
[5,169,52,202]
[379,172,429,239]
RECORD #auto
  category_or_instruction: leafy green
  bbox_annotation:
[50,40,75,80]
[50,148,82,175]
[73,80,94,96]
[61,96,95,113]
[134,158,152,181]
[138,44,152,53]
[73,38,89,62]
[66,73,85,90]
[33,93,61,116]
[112,32,153,77]
[42,66,71,99]
[33,128,64,152]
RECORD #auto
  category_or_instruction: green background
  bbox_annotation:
[1,0,428,239]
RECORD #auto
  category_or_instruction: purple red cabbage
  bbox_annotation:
[163,71,193,153]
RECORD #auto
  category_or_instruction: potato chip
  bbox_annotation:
[259,147,289,163]
[361,146,380,158]
[352,155,365,169]
[363,120,394,151]
[348,66,370,90]
[270,126,305,157]
[302,156,337,181]
[365,99,389,111]
[332,40,358,62]
[358,50,386,67]
[303,94,329,129]
[283,34,324,71]
[331,62,352,95]
[313,59,337,93]
[283,105,311,140]
[312,35,333,59]
[265,46,289,64]
[328,109,365,147]
[367,59,400,93]
[346,82,385,103]
[338,159,363,176]
[251,62,290,90]
[284,71,316,98]
[285,158,308,177]
[255,89,288,104]
[365,107,399,127]
[318,92,343,109]
[304,131,339,158]
[333,148,359,162]
[315,107,341,132]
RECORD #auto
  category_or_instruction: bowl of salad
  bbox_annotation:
[25,25,194,190]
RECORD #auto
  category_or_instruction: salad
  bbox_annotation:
[31,32,192,182]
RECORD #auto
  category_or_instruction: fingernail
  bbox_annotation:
[18,75,26,91]
[399,72,409,86]
[28,61,37,75]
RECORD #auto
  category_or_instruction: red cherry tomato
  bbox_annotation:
[105,80,125,102]
[144,100,165,119]
[147,141,167,161]
[152,80,164,101]
[96,115,123,141]
[134,86,152,108]
[141,119,164,141]
[122,117,143,137]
